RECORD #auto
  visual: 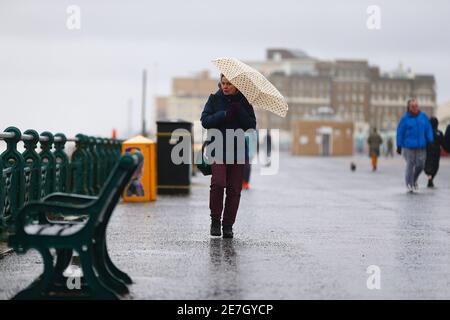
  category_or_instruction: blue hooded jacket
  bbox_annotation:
[200,89,256,163]
[396,111,434,149]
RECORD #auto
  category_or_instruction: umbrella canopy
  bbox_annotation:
[212,57,288,118]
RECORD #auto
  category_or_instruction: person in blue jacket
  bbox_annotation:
[396,98,434,193]
[200,74,256,238]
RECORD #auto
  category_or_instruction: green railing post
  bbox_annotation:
[39,131,56,198]
[107,139,116,175]
[87,136,100,195]
[95,137,107,189]
[81,135,94,195]
[0,150,3,231]
[101,138,111,178]
[1,128,117,231]
[54,133,69,193]
[22,129,41,204]
[1,127,25,229]
[115,140,122,159]
[70,134,88,194]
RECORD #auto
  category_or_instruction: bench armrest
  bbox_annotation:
[16,201,94,230]
[42,192,98,205]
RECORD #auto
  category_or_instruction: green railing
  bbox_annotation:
[0,127,123,233]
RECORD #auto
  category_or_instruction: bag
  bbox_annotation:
[196,94,216,176]
[196,140,212,176]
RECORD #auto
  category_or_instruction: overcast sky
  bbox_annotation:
[1,0,449,138]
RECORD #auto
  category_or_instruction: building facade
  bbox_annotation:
[248,49,437,134]
[155,71,218,143]
[437,101,450,129]
[157,49,437,150]
[292,119,354,156]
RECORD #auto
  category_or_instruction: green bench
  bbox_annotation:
[8,152,143,300]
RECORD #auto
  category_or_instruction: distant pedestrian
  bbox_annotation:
[263,130,272,167]
[396,99,434,193]
[200,74,256,238]
[386,137,394,158]
[356,130,365,154]
[425,117,444,188]
[367,127,383,171]
[242,130,258,190]
[443,124,450,153]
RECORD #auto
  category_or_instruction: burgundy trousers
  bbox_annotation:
[210,163,244,226]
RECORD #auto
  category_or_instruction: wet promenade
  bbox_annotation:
[1,153,450,299]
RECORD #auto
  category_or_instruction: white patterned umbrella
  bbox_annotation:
[212,57,288,118]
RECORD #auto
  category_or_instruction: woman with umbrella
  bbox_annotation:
[201,58,288,238]
[200,74,256,238]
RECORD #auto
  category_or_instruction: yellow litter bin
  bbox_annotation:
[121,135,157,202]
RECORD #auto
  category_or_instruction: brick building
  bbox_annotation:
[155,71,218,143]
[247,49,437,134]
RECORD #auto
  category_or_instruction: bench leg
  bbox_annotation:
[95,226,133,285]
[103,242,133,285]
[79,249,120,300]
[13,248,55,300]
[53,249,73,280]
[92,238,130,295]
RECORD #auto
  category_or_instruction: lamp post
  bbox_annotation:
[141,69,147,137]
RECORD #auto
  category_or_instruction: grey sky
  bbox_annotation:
[1,0,449,138]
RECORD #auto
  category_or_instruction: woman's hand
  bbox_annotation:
[226,102,240,121]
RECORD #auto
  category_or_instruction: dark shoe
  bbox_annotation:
[210,219,221,236]
[427,180,434,188]
[222,225,233,239]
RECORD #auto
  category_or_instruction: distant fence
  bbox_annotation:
[0,127,122,232]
